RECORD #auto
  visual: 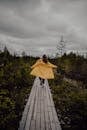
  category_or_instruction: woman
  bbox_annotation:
[30,54,57,87]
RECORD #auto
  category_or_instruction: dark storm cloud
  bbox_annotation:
[0,0,87,56]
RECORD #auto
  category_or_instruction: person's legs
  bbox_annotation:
[39,77,45,87]
[42,78,45,87]
[39,77,42,85]
[42,78,45,84]
[39,77,41,81]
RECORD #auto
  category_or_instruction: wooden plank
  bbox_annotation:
[25,84,37,130]
[36,86,41,113]
[55,124,62,130]
[36,113,41,130]
[29,120,35,130]
[32,84,39,120]
[40,89,45,130]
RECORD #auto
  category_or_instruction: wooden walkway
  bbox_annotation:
[18,78,62,130]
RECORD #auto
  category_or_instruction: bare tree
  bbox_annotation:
[0,42,4,52]
[56,35,66,57]
[86,52,87,59]
[22,51,26,57]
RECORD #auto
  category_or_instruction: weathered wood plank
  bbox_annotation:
[40,92,45,130]
[18,79,37,130]
[29,120,36,130]
[32,84,38,120]
[25,86,37,130]
[36,113,41,130]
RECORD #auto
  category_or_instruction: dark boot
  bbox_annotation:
[39,77,43,85]
[42,79,45,87]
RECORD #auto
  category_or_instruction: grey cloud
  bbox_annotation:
[0,0,87,56]
[0,0,41,9]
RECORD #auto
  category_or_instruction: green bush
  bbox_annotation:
[51,81,87,130]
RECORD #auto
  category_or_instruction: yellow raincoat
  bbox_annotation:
[30,59,57,79]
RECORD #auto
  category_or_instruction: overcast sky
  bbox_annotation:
[0,0,87,56]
